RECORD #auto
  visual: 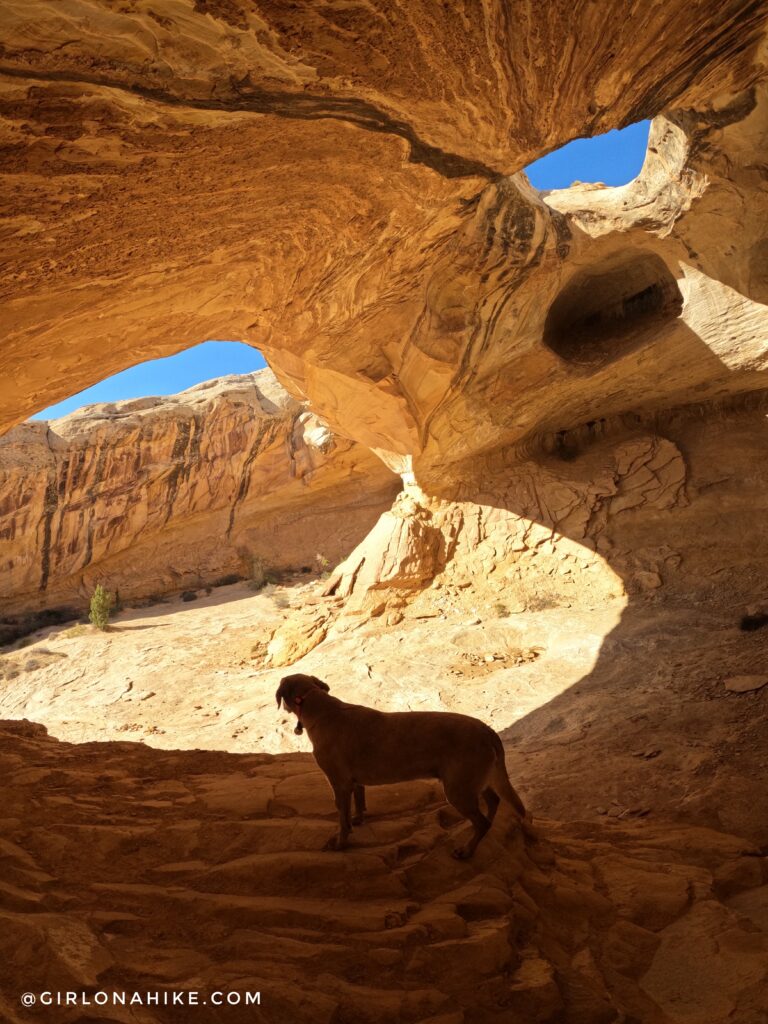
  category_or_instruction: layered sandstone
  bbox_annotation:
[0,710,765,1024]
[1,2,767,612]
[0,369,398,627]
[2,2,768,1020]
[0,2,766,462]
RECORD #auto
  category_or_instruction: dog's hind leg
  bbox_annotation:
[352,784,366,826]
[323,782,353,851]
[444,781,491,860]
[482,786,500,824]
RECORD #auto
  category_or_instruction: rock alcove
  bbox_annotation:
[1,2,768,1022]
[542,251,684,368]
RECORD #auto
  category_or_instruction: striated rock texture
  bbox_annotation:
[1,717,766,1024]
[0,370,398,623]
[1,2,767,613]
[0,1,766,464]
[324,431,688,620]
[2,4,768,1020]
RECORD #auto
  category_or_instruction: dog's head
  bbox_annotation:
[275,673,331,714]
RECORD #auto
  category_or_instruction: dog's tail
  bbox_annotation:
[489,735,526,818]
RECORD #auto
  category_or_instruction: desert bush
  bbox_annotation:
[89,585,114,631]
[214,574,243,588]
[526,592,559,612]
[1,607,77,648]
[248,555,278,592]
[249,555,268,591]
[493,602,510,618]
[127,594,164,609]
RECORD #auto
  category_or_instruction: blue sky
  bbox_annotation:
[525,119,650,190]
[34,341,267,420]
[33,121,649,420]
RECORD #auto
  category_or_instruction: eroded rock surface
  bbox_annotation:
[0,718,765,1024]
[3,3,768,1020]
[0,370,398,626]
[3,399,768,1015]
[1,2,767,466]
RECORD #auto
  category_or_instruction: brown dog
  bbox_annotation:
[275,673,527,859]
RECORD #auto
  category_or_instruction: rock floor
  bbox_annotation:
[1,718,767,1024]
[1,584,767,1021]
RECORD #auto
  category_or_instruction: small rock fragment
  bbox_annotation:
[724,675,768,693]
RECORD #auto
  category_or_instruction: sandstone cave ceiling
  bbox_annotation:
[1,0,767,482]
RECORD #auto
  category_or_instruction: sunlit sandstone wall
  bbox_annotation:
[0,370,398,624]
[0,1,766,457]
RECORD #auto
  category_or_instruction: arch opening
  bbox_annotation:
[524,120,651,191]
[31,341,267,421]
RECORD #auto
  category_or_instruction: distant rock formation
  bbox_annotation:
[2,4,768,1017]
[0,370,399,629]
[1,1,767,626]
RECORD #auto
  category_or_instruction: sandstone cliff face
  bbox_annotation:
[0,2,767,611]
[0,370,398,624]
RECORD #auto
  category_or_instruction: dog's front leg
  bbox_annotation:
[352,784,366,826]
[323,782,353,851]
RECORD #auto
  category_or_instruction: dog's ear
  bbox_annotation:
[310,676,330,692]
[275,677,295,710]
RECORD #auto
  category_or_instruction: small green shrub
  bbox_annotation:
[89,585,114,631]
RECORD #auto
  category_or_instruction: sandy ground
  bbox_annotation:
[0,579,618,754]
[1,579,766,845]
